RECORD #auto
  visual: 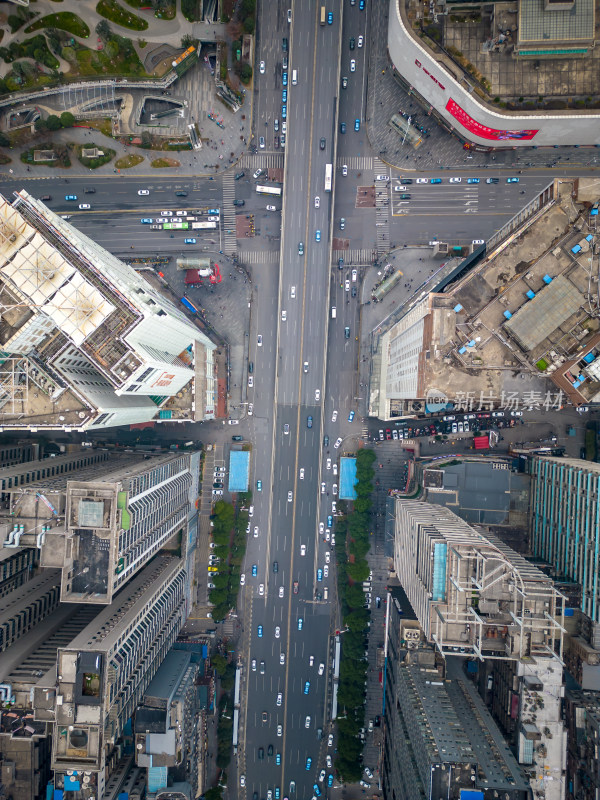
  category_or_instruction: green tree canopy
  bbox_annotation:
[46,114,61,131]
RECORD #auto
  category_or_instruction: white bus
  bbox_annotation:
[191,221,217,229]
[324,163,332,192]
[256,185,282,196]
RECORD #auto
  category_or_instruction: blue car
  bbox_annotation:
[317,569,323,582]
[314,786,321,797]
[327,11,333,23]
[298,618,303,630]
[507,177,519,183]
[184,238,196,244]
[283,71,288,86]
[252,564,258,577]
[282,105,287,120]
[257,625,263,637]
[348,410,355,422]
[328,775,334,787]
[282,89,287,103]
[430,178,442,184]
[276,753,281,766]
[354,118,360,131]
[208,208,220,215]
[65,195,77,201]
[306,758,312,771]
[327,515,333,527]
[141,218,153,223]
[467,178,480,184]
[257,479,262,491]
[359,0,365,7]
[340,122,346,134]
[315,230,321,242]
[304,681,310,694]
[275,789,280,800]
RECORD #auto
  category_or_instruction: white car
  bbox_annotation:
[137,189,149,195]
[300,468,305,479]
[332,410,338,422]
[345,280,350,291]
[253,168,263,179]
[251,659,257,671]
[281,310,287,321]
[352,269,357,282]
[228,419,239,425]
[325,551,330,564]
[266,205,277,211]
[342,164,348,176]
[249,505,254,517]
[309,655,315,666]
[358,35,363,47]
[318,662,325,675]
[321,482,326,494]
[350,59,356,72]
[326,755,332,768]
[315,389,321,401]
[394,185,408,192]
[253,526,259,538]
[300,544,306,556]
[319,770,326,783]
[364,768,374,779]
[248,375,254,387]
[161,210,173,216]
[176,210,187,216]
[248,403,254,416]
[260,60,265,74]
[319,522,325,534]
[78,204,90,210]
[315,196,320,208]
[334,437,343,449]
[279,586,284,598]
[305,715,311,728]
[277,692,283,706]
[212,489,223,496]
[287,490,293,502]
[332,484,338,496]
[416,178,429,184]
[259,583,264,596]
[240,573,246,585]
[277,724,283,737]
[291,285,296,298]
[257,334,263,346]
[326,458,332,470]
[328,734,334,747]
[275,626,280,638]
[240,775,246,787]
[325,529,330,541]
[331,501,337,513]
[449,177,462,183]
[332,464,338,476]
[324,564,329,578]
[280,652,285,665]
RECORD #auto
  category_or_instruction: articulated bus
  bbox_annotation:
[256,185,282,197]
[324,163,332,192]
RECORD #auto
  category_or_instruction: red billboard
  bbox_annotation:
[445,99,538,141]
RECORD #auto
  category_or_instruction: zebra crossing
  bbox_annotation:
[337,156,373,171]
[373,158,390,256]
[238,249,281,265]
[361,424,370,442]
[221,173,237,256]
[332,248,374,265]
[238,153,285,169]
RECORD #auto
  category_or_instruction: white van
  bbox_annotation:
[323,587,329,600]
[331,306,336,318]
[292,69,298,85]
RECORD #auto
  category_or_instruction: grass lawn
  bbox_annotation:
[73,41,149,78]
[25,12,90,38]
[86,118,115,137]
[151,157,180,168]
[96,0,148,30]
[115,153,144,168]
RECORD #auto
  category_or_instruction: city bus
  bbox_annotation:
[163,222,189,230]
[191,221,217,229]
[320,5,326,24]
[181,296,200,314]
[324,163,332,192]
[256,185,282,196]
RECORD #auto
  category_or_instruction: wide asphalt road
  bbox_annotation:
[242,3,342,800]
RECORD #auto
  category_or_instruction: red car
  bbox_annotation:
[293,581,299,594]
[385,429,392,440]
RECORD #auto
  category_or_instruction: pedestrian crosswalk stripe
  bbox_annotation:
[238,250,280,264]
[239,154,285,169]
[337,156,373,170]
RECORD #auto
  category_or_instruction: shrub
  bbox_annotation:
[181,0,197,21]
[25,12,90,38]
[96,0,148,30]
[46,114,61,130]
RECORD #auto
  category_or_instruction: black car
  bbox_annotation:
[40,195,52,201]
[323,435,329,447]
[345,327,350,339]
[267,744,273,756]
[282,37,288,51]
[349,36,355,50]
[351,286,357,298]
[235,171,245,180]
[338,258,344,269]
[258,748,264,760]
[175,190,188,196]
[232,435,243,441]
[233,199,245,206]
[84,187,95,193]
[402,178,413,184]
[213,482,223,489]
[273,561,279,573]
[248,361,254,374]
[400,193,411,199]
[320,137,326,150]
[307,415,313,428]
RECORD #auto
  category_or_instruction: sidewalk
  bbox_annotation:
[365,1,600,174]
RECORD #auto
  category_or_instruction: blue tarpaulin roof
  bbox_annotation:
[228,450,250,493]
[339,457,357,500]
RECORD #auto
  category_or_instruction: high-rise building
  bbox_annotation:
[530,456,600,626]
[0,191,217,431]
[34,555,188,799]
[393,499,565,661]
[564,688,600,800]
[1,450,199,604]
[382,594,531,800]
